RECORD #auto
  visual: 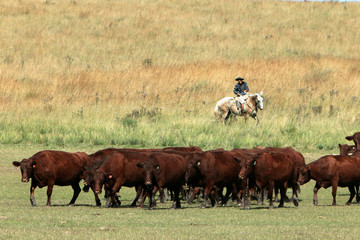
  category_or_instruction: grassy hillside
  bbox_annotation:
[0,0,359,149]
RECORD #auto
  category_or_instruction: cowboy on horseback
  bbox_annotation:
[233,77,249,113]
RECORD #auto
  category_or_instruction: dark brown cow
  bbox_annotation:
[12,150,91,206]
[136,152,187,209]
[298,155,360,206]
[345,132,360,151]
[185,150,241,208]
[238,148,304,209]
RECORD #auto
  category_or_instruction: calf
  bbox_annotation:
[137,152,187,209]
[298,155,360,206]
[13,150,90,206]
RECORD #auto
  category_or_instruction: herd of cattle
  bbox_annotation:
[12,132,360,209]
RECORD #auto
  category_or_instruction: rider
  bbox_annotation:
[233,77,249,113]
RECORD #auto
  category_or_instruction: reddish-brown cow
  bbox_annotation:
[137,152,187,209]
[298,155,360,206]
[85,151,151,208]
[12,150,91,206]
[83,148,160,207]
[185,150,242,208]
[238,148,304,209]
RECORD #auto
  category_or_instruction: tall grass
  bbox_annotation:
[1,0,360,150]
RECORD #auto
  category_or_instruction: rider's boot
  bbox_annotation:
[236,100,240,111]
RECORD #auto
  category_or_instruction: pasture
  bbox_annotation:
[1,0,360,239]
[2,145,360,240]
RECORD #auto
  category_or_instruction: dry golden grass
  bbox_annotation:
[0,0,360,147]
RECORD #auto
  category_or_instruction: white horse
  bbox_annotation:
[214,91,264,124]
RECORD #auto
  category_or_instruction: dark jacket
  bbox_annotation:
[233,81,249,96]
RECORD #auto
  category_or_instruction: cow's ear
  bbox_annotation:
[108,174,113,179]
[345,136,354,141]
[32,161,37,168]
[136,163,143,168]
[12,161,21,167]
[253,160,257,166]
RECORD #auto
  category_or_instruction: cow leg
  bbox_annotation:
[356,184,360,203]
[159,188,165,203]
[150,186,158,208]
[278,185,286,208]
[69,182,81,206]
[313,183,321,206]
[331,181,338,206]
[138,190,148,208]
[244,187,252,210]
[171,188,181,209]
[94,192,101,207]
[201,184,213,208]
[267,181,275,209]
[346,186,356,206]
[292,185,299,207]
[130,185,143,207]
[46,183,54,206]
[187,187,196,204]
[274,187,279,202]
[30,180,38,206]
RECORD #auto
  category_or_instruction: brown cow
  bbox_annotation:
[238,148,304,209]
[84,151,151,208]
[185,150,242,208]
[136,152,187,209]
[298,155,360,206]
[83,148,161,207]
[12,150,91,206]
[233,147,304,207]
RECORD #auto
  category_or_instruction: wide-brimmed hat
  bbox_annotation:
[235,77,244,81]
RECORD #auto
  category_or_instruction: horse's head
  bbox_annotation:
[254,91,264,110]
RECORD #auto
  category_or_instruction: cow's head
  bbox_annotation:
[238,157,256,180]
[345,132,360,150]
[339,144,356,156]
[12,159,35,182]
[298,166,311,185]
[185,159,201,184]
[92,171,115,194]
[136,160,159,188]
[82,167,95,193]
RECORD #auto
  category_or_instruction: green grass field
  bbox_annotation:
[1,0,360,239]
[2,145,360,240]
